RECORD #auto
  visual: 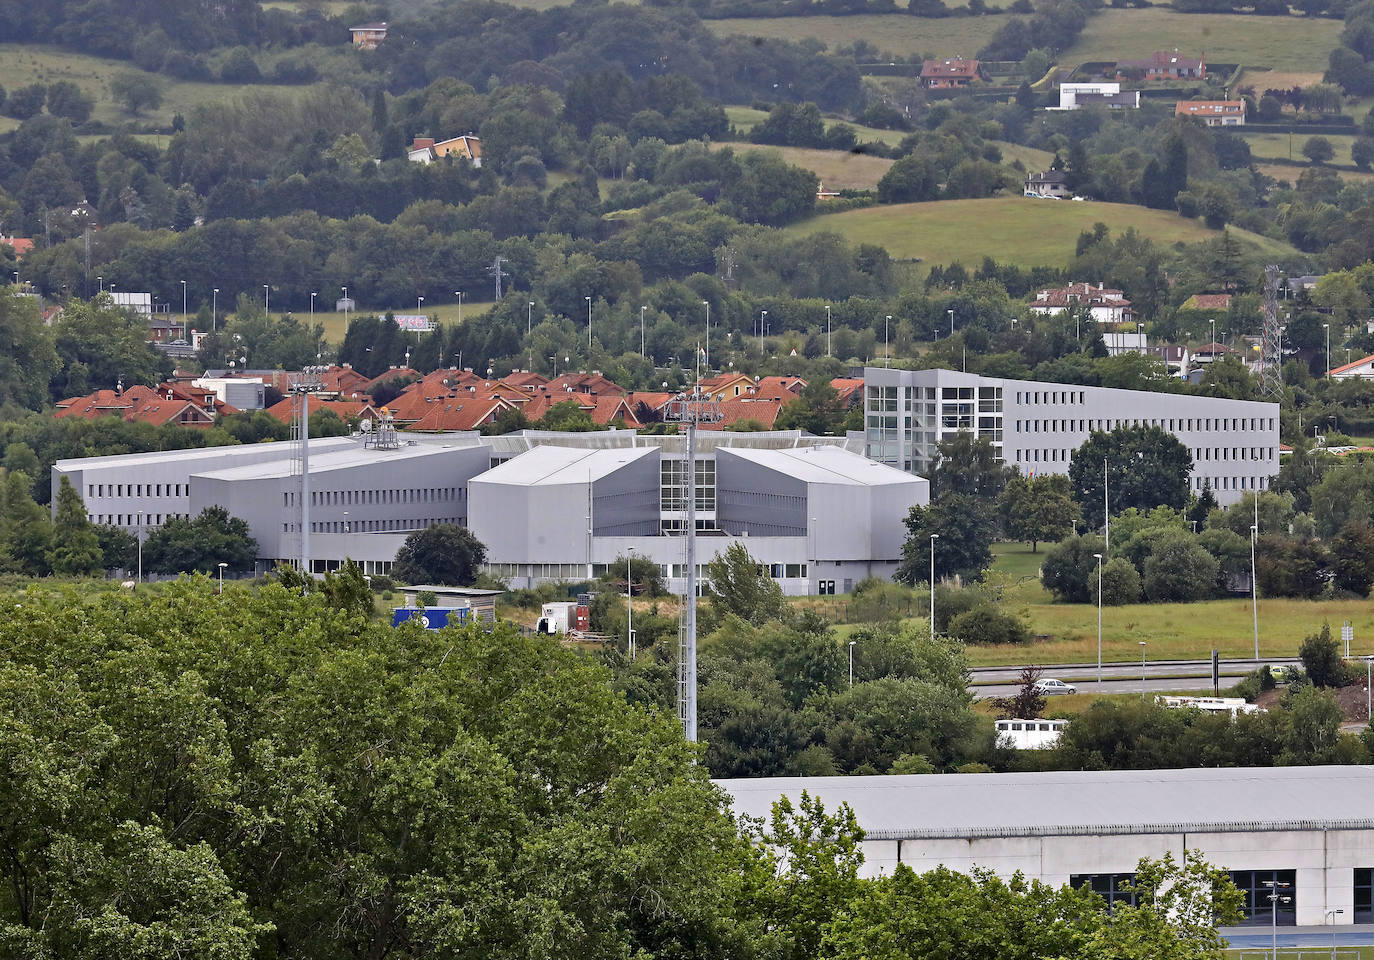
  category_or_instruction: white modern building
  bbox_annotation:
[864,368,1280,504]
[717,766,1374,926]
[54,429,927,592]
[1048,82,1140,111]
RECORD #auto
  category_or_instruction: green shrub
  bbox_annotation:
[947,605,1031,645]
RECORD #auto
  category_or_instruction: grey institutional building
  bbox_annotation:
[53,429,928,595]
[719,767,1374,927]
[863,367,1281,504]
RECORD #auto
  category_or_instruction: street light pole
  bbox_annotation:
[1252,521,1260,660]
[217,561,227,594]
[585,296,592,351]
[1139,640,1147,698]
[264,284,270,317]
[1325,323,1331,379]
[947,308,954,338]
[417,295,424,314]
[626,548,635,659]
[703,300,710,367]
[1264,882,1291,960]
[929,533,940,642]
[1328,907,1344,960]
[1094,553,1103,686]
[825,304,831,357]
[180,279,187,340]
[310,291,315,325]
[760,310,766,358]
[848,640,856,689]
[213,288,219,333]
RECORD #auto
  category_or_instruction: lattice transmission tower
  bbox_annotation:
[1260,264,1284,399]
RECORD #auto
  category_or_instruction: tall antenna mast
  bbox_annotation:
[1260,264,1284,399]
[664,386,722,742]
[290,365,327,574]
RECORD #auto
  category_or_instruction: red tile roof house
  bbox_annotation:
[1329,353,1374,380]
[921,58,983,89]
[264,395,380,425]
[1175,100,1246,127]
[1116,51,1205,80]
[1028,282,1136,324]
[700,397,785,431]
[56,384,238,428]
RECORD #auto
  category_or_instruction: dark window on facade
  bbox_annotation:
[1228,870,1296,926]
[1356,868,1373,924]
[1071,873,1138,912]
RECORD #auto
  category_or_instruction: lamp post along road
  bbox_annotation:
[1094,553,1104,686]
[1139,641,1147,697]
[848,640,855,689]
[825,304,831,357]
[929,534,939,642]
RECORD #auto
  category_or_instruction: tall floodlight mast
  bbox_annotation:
[1261,265,1284,399]
[290,366,327,575]
[664,387,723,742]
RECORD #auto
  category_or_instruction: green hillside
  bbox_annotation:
[0,43,335,128]
[785,196,1298,270]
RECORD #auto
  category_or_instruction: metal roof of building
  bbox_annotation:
[54,437,361,471]
[716,767,1374,839]
[192,439,483,482]
[480,429,857,457]
[718,445,926,487]
[471,444,657,486]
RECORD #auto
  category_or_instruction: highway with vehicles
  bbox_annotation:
[970,657,1302,699]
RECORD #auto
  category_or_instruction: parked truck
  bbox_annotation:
[535,599,591,635]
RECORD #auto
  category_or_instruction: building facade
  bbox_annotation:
[864,367,1281,504]
[54,429,926,592]
[717,767,1374,927]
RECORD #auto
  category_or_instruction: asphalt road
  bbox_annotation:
[970,657,1302,699]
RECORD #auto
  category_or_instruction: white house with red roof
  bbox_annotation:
[1330,353,1374,380]
[1028,282,1135,324]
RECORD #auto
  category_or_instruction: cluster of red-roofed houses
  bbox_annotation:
[52,364,867,433]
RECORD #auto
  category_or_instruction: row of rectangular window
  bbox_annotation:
[1014,416,1276,434]
[282,487,461,508]
[1072,869,1374,925]
[280,517,459,533]
[93,513,182,526]
[89,483,187,498]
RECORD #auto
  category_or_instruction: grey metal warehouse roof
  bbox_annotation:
[716,767,1374,839]
[192,441,479,481]
[55,437,360,470]
[718,445,926,487]
[472,444,656,485]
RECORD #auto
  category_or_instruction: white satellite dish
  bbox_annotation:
[360,418,374,432]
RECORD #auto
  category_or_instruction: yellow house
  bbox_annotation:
[350,22,388,50]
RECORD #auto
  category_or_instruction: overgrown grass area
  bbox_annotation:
[783,197,1297,272]
[819,543,1374,667]
[1256,162,1374,185]
[0,43,329,128]
[1061,10,1342,72]
[975,543,1374,666]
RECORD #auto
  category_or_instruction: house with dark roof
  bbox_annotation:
[920,58,982,89]
[1117,51,1205,80]
[1023,170,1070,198]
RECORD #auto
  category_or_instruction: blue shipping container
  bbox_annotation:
[391,607,471,629]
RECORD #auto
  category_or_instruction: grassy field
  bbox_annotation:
[1245,132,1361,166]
[964,543,1374,666]
[707,14,1008,59]
[726,106,912,146]
[1256,162,1374,185]
[0,43,322,128]
[1061,10,1342,72]
[717,141,896,189]
[707,9,1340,68]
[300,301,493,345]
[784,196,1297,271]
